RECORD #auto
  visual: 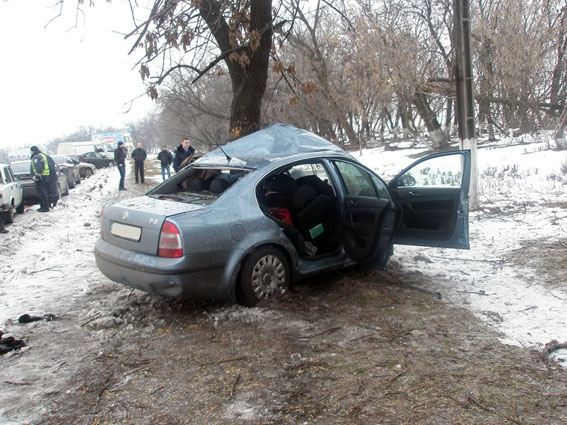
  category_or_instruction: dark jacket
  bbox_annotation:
[114,147,127,166]
[131,147,147,162]
[173,144,195,172]
[157,150,173,167]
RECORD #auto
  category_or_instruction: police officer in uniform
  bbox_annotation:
[30,146,51,212]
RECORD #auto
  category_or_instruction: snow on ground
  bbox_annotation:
[0,169,119,325]
[355,132,567,362]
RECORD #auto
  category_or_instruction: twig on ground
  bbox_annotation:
[80,313,102,327]
[517,305,537,313]
[402,283,442,299]
[229,373,240,400]
[457,290,490,296]
[284,361,328,370]
[546,290,565,300]
[298,326,341,340]
[149,386,164,396]
[198,356,246,367]
[4,380,33,385]
[386,368,408,384]
[541,340,567,359]
[427,255,508,264]
[97,374,114,399]
[28,266,63,275]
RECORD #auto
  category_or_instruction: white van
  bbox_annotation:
[57,141,114,158]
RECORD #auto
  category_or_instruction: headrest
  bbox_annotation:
[209,173,232,194]
[295,175,334,197]
[292,185,317,210]
[267,174,296,194]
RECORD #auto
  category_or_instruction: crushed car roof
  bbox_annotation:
[195,123,347,169]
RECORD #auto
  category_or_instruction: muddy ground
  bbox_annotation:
[34,265,567,425]
[2,164,567,425]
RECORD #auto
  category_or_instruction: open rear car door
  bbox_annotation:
[388,150,471,249]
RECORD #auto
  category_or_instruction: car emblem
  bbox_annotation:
[122,211,129,221]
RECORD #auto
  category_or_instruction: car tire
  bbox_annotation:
[83,168,93,178]
[75,174,81,185]
[68,173,75,189]
[60,180,70,197]
[236,247,290,307]
[2,203,15,224]
[107,161,114,167]
[16,203,25,214]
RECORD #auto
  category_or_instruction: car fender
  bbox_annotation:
[222,222,300,301]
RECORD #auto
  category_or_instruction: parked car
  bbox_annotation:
[10,160,69,203]
[52,155,81,188]
[0,164,24,223]
[68,155,96,179]
[79,151,115,169]
[95,124,470,306]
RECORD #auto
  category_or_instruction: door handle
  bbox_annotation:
[408,191,420,196]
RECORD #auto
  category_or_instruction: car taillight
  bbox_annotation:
[158,220,183,258]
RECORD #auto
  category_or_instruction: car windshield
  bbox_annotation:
[52,155,70,165]
[10,161,30,174]
[196,124,344,169]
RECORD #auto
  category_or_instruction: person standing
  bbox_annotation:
[114,141,127,191]
[131,143,147,184]
[29,146,51,212]
[173,138,195,172]
[45,153,60,208]
[157,145,173,181]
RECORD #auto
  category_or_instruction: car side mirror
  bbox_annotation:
[397,174,416,187]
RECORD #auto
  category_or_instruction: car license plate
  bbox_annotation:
[111,222,142,242]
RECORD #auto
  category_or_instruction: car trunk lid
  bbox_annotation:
[101,196,203,255]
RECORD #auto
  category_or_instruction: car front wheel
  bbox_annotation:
[83,168,93,178]
[236,247,290,307]
[107,161,114,167]
[2,203,15,224]
[60,180,70,196]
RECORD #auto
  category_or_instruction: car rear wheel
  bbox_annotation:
[16,202,25,214]
[75,174,81,185]
[68,173,75,189]
[236,247,290,307]
[83,168,93,178]
[2,203,15,224]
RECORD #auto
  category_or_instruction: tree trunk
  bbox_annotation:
[413,91,449,150]
[201,0,272,140]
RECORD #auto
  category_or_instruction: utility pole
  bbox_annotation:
[454,0,479,209]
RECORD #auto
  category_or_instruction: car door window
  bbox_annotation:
[5,167,14,183]
[0,168,5,184]
[397,155,463,188]
[334,161,389,200]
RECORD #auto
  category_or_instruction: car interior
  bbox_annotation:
[256,162,341,259]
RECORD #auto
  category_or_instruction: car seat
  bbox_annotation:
[291,181,338,254]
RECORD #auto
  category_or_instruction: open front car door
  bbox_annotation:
[388,150,471,249]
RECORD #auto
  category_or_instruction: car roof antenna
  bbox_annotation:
[219,145,232,165]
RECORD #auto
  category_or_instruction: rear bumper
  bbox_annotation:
[94,238,233,300]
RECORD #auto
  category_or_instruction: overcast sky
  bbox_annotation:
[0,0,155,151]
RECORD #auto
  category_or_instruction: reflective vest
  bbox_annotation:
[32,153,50,176]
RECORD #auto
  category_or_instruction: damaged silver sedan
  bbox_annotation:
[95,124,470,306]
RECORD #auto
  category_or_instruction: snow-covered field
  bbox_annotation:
[355,133,567,358]
[0,135,566,423]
